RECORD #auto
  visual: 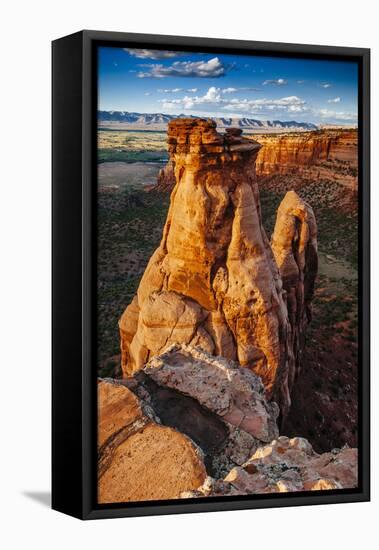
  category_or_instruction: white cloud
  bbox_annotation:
[318,108,356,121]
[125,49,183,60]
[262,78,288,86]
[327,97,341,103]
[223,95,307,113]
[137,57,230,78]
[158,87,198,93]
[160,86,222,110]
[321,83,332,88]
[160,87,307,116]
[221,86,261,93]
[144,92,151,96]
[297,80,304,84]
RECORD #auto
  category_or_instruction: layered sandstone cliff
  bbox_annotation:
[255,129,357,175]
[119,119,318,417]
[154,129,358,193]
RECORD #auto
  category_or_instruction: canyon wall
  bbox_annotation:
[255,129,357,175]
[155,129,358,194]
[119,119,318,417]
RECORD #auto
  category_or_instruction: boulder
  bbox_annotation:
[97,380,207,503]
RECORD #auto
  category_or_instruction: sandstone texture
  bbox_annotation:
[182,437,358,498]
[132,344,280,478]
[255,129,357,176]
[97,379,207,503]
[223,436,358,494]
[155,157,175,192]
[145,344,279,443]
[98,346,357,502]
[154,129,358,195]
[271,191,318,384]
[120,119,318,417]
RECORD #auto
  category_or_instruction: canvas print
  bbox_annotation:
[96,46,359,504]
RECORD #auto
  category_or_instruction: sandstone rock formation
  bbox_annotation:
[223,436,358,494]
[271,191,318,384]
[120,119,318,418]
[155,157,175,192]
[139,344,279,476]
[98,379,207,503]
[255,129,358,176]
[154,129,358,193]
[98,346,357,503]
[182,437,357,497]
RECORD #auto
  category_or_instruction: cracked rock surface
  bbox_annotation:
[97,346,358,503]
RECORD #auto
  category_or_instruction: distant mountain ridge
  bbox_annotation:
[98,110,318,131]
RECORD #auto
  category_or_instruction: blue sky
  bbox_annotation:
[98,47,358,125]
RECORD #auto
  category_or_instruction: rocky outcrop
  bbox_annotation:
[154,129,358,195]
[155,158,175,192]
[129,344,279,478]
[97,379,207,503]
[271,191,318,384]
[255,129,358,176]
[182,437,357,497]
[120,119,318,418]
[98,346,358,502]
[223,436,358,494]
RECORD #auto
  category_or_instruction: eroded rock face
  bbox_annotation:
[98,347,358,502]
[97,379,207,503]
[224,436,358,494]
[182,436,358,497]
[98,345,358,503]
[98,344,280,502]
[144,344,279,443]
[155,158,175,192]
[271,191,318,386]
[132,344,280,477]
[154,129,358,195]
[119,119,314,417]
[255,130,358,176]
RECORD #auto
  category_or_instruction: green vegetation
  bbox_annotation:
[97,183,170,373]
[98,149,168,163]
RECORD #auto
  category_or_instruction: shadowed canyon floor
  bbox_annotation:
[97,122,358,462]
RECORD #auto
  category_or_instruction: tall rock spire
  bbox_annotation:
[119,118,317,418]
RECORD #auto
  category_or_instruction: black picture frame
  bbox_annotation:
[52,30,370,520]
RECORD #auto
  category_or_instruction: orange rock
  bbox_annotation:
[255,129,358,176]
[271,191,318,389]
[99,423,207,503]
[97,379,142,447]
[97,379,207,503]
[224,436,358,494]
[119,119,318,418]
[155,129,358,196]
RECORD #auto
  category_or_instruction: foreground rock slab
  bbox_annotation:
[98,347,358,502]
[133,344,280,477]
[97,380,207,503]
[144,344,279,443]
